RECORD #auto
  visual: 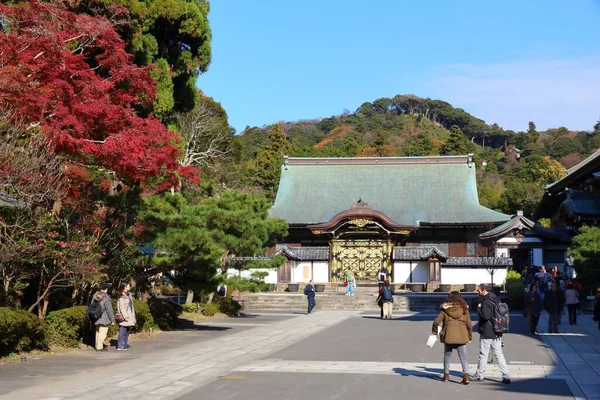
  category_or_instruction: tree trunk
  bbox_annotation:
[39,296,49,319]
[185,289,194,304]
[206,292,215,304]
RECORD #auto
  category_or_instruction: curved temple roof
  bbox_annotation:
[270,155,509,226]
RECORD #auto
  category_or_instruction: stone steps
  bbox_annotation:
[240,293,480,311]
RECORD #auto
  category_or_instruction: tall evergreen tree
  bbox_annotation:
[256,125,289,200]
[441,125,474,155]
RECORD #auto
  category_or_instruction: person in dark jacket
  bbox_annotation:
[525,283,543,335]
[92,283,115,352]
[593,288,600,330]
[304,280,316,314]
[471,284,511,384]
[544,282,565,333]
[375,280,394,320]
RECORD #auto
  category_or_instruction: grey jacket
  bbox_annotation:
[92,291,115,325]
[118,293,137,327]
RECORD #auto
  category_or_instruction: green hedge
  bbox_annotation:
[45,306,88,348]
[0,308,48,356]
[148,299,182,331]
[215,296,243,317]
[183,297,243,317]
[201,303,220,317]
[506,270,525,310]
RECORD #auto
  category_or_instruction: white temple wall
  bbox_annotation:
[441,268,507,285]
[226,268,278,284]
[291,261,329,283]
[393,261,428,283]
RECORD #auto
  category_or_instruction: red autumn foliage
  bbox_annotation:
[0,1,198,187]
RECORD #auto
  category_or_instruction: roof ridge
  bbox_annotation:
[284,155,474,166]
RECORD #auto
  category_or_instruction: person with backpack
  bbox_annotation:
[116,282,136,351]
[432,291,472,385]
[88,283,115,352]
[217,283,227,297]
[304,279,316,314]
[376,280,394,319]
[471,283,511,384]
[544,281,565,333]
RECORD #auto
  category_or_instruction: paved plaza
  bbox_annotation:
[1,310,599,399]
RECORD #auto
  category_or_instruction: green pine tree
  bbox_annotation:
[441,125,475,155]
[256,124,289,200]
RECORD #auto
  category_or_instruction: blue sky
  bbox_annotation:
[198,1,600,133]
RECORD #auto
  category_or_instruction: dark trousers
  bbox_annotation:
[307,297,316,314]
[567,304,579,325]
[528,315,540,334]
[117,326,130,349]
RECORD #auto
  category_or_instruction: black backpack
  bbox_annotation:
[87,298,103,321]
[217,285,226,296]
[492,301,510,333]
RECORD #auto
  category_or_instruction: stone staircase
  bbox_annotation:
[240,292,480,312]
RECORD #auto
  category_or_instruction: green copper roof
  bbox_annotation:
[270,156,509,226]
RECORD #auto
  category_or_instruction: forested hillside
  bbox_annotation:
[206,94,600,219]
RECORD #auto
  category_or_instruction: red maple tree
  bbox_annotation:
[0,1,198,188]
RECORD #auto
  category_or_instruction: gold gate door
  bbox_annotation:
[331,240,390,282]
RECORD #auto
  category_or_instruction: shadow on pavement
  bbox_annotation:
[176,319,232,331]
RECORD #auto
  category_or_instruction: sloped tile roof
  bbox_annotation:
[269,156,510,226]
[546,148,600,193]
[444,257,512,267]
[563,192,600,217]
[393,246,447,261]
[279,246,330,261]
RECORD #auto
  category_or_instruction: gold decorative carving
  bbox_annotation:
[395,229,411,235]
[348,218,372,228]
[331,239,391,282]
[312,230,327,235]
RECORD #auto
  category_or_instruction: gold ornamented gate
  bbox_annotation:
[331,239,392,282]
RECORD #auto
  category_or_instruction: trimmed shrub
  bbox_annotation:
[182,302,201,313]
[506,270,525,310]
[201,302,220,317]
[0,308,48,356]
[216,296,243,317]
[45,306,88,348]
[148,299,182,330]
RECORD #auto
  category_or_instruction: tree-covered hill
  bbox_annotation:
[214,94,600,218]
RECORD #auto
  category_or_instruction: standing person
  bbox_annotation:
[471,284,511,384]
[544,282,565,333]
[377,284,384,319]
[564,283,580,325]
[572,279,584,315]
[525,283,543,335]
[345,270,354,296]
[377,268,386,291]
[376,280,394,320]
[432,291,472,385]
[117,283,136,351]
[304,279,316,314]
[551,266,559,280]
[90,283,115,352]
[521,265,529,281]
[593,288,600,330]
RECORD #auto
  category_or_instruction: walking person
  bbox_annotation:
[432,291,472,385]
[471,284,511,384]
[345,270,355,296]
[304,279,316,314]
[594,288,600,330]
[564,283,580,325]
[544,282,565,333]
[90,283,115,352]
[116,283,136,351]
[376,280,394,320]
[525,283,543,335]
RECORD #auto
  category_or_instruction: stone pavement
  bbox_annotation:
[1,310,599,399]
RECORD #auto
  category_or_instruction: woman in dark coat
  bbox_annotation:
[525,283,543,334]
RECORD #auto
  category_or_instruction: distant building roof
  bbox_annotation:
[228,245,330,263]
[479,211,569,241]
[562,190,600,218]
[393,246,447,261]
[270,156,509,226]
[443,257,512,267]
[546,148,600,194]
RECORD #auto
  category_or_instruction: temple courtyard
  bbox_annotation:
[1,310,599,400]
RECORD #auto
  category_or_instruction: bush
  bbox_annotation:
[226,275,270,293]
[201,302,220,317]
[216,296,243,317]
[148,299,182,330]
[45,306,88,348]
[182,302,202,313]
[506,270,525,310]
[0,308,48,356]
